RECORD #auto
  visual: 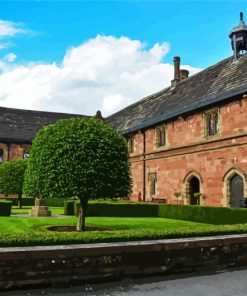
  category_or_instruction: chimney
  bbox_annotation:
[93,110,105,122]
[180,69,189,80]
[171,56,180,87]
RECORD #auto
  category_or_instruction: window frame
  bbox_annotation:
[155,125,166,148]
[128,136,135,154]
[148,173,157,197]
[205,109,220,137]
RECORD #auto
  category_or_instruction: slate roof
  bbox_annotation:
[106,54,247,135]
[0,107,87,143]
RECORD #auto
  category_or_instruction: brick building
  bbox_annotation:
[107,13,247,207]
[1,13,247,207]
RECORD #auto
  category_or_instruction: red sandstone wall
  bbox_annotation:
[129,98,247,206]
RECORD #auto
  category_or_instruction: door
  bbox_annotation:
[189,176,200,205]
[230,174,244,207]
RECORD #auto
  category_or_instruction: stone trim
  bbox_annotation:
[183,171,204,205]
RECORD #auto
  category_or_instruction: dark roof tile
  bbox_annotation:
[106,55,247,134]
[0,107,87,143]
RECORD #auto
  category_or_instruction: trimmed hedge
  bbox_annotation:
[2,223,247,247]
[158,204,247,225]
[74,202,158,217]
[0,200,12,216]
[64,200,75,215]
[45,198,68,207]
[1,197,35,207]
[72,201,247,225]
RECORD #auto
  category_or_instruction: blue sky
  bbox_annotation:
[0,1,245,115]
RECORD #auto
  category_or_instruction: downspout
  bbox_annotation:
[142,130,146,202]
[7,143,10,161]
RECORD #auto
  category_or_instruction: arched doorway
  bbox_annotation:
[230,174,244,207]
[189,176,200,205]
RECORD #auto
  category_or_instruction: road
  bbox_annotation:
[1,268,247,296]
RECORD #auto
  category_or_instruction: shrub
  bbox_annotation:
[24,118,132,231]
[0,200,12,216]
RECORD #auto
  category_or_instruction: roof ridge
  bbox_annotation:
[0,105,89,117]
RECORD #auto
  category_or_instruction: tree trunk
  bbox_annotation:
[76,198,88,231]
[18,193,22,209]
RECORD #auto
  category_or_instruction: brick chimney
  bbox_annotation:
[171,56,180,87]
[180,69,189,80]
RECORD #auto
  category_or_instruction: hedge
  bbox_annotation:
[64,200,75,215]
[2,223,247,247]
[44,198,68,207]
[74,202,158,217]
[72,202,247,225]
[1,197,35,207]
[157,204,247,225]
[0,200,12,216]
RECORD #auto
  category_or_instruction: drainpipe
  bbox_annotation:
[7,143,10,161]
[142,130,146,202]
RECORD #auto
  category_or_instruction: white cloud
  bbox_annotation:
[0,20,31,50]
[0,35,201,116]
[4,53,17,62]
[0,20,27,37]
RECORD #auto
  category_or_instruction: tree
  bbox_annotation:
[24,118,132,230]
[0,159,27,208]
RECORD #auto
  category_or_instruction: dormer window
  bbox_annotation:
[156,126,166,147]
[128,136,134,154]
[206,110,219,136]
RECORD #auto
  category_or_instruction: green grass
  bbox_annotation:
[11,206,64,215]
[1,205,247,247]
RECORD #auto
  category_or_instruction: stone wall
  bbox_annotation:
[129,97,247,206]
[1,234,247,290]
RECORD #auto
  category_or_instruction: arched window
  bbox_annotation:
[156,126,166,147]
[206,111,219,136]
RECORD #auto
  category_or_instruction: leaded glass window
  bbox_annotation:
[206,111,219,136]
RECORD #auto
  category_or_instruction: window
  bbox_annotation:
[148,173,157,196]
[206,110,219,136]
[156,126,166,147]
[23,150,30,160]
[0,148,3,163]
[128,137,134,154]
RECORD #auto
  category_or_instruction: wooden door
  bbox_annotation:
[230,174,244,208]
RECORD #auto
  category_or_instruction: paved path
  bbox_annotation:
[2,268,247,296]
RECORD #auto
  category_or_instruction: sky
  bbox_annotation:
[0,0,245,116]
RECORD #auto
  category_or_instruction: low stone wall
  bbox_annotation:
[1,234,247,290]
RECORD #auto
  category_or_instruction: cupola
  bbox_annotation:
[229,12,247,60]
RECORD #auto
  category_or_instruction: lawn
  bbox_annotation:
[1,206,247,247]
[2,206,208,233]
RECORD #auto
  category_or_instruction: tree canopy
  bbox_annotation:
[0,159,27,208]
[24,118,132,230]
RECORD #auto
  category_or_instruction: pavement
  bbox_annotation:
[1,268,247,296]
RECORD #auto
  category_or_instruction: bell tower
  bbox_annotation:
[229,12,247,61]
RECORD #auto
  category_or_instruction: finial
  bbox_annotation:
[240,12,244,22]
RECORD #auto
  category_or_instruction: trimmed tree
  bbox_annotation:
[24,118,132,230]
[0,159,28,208]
